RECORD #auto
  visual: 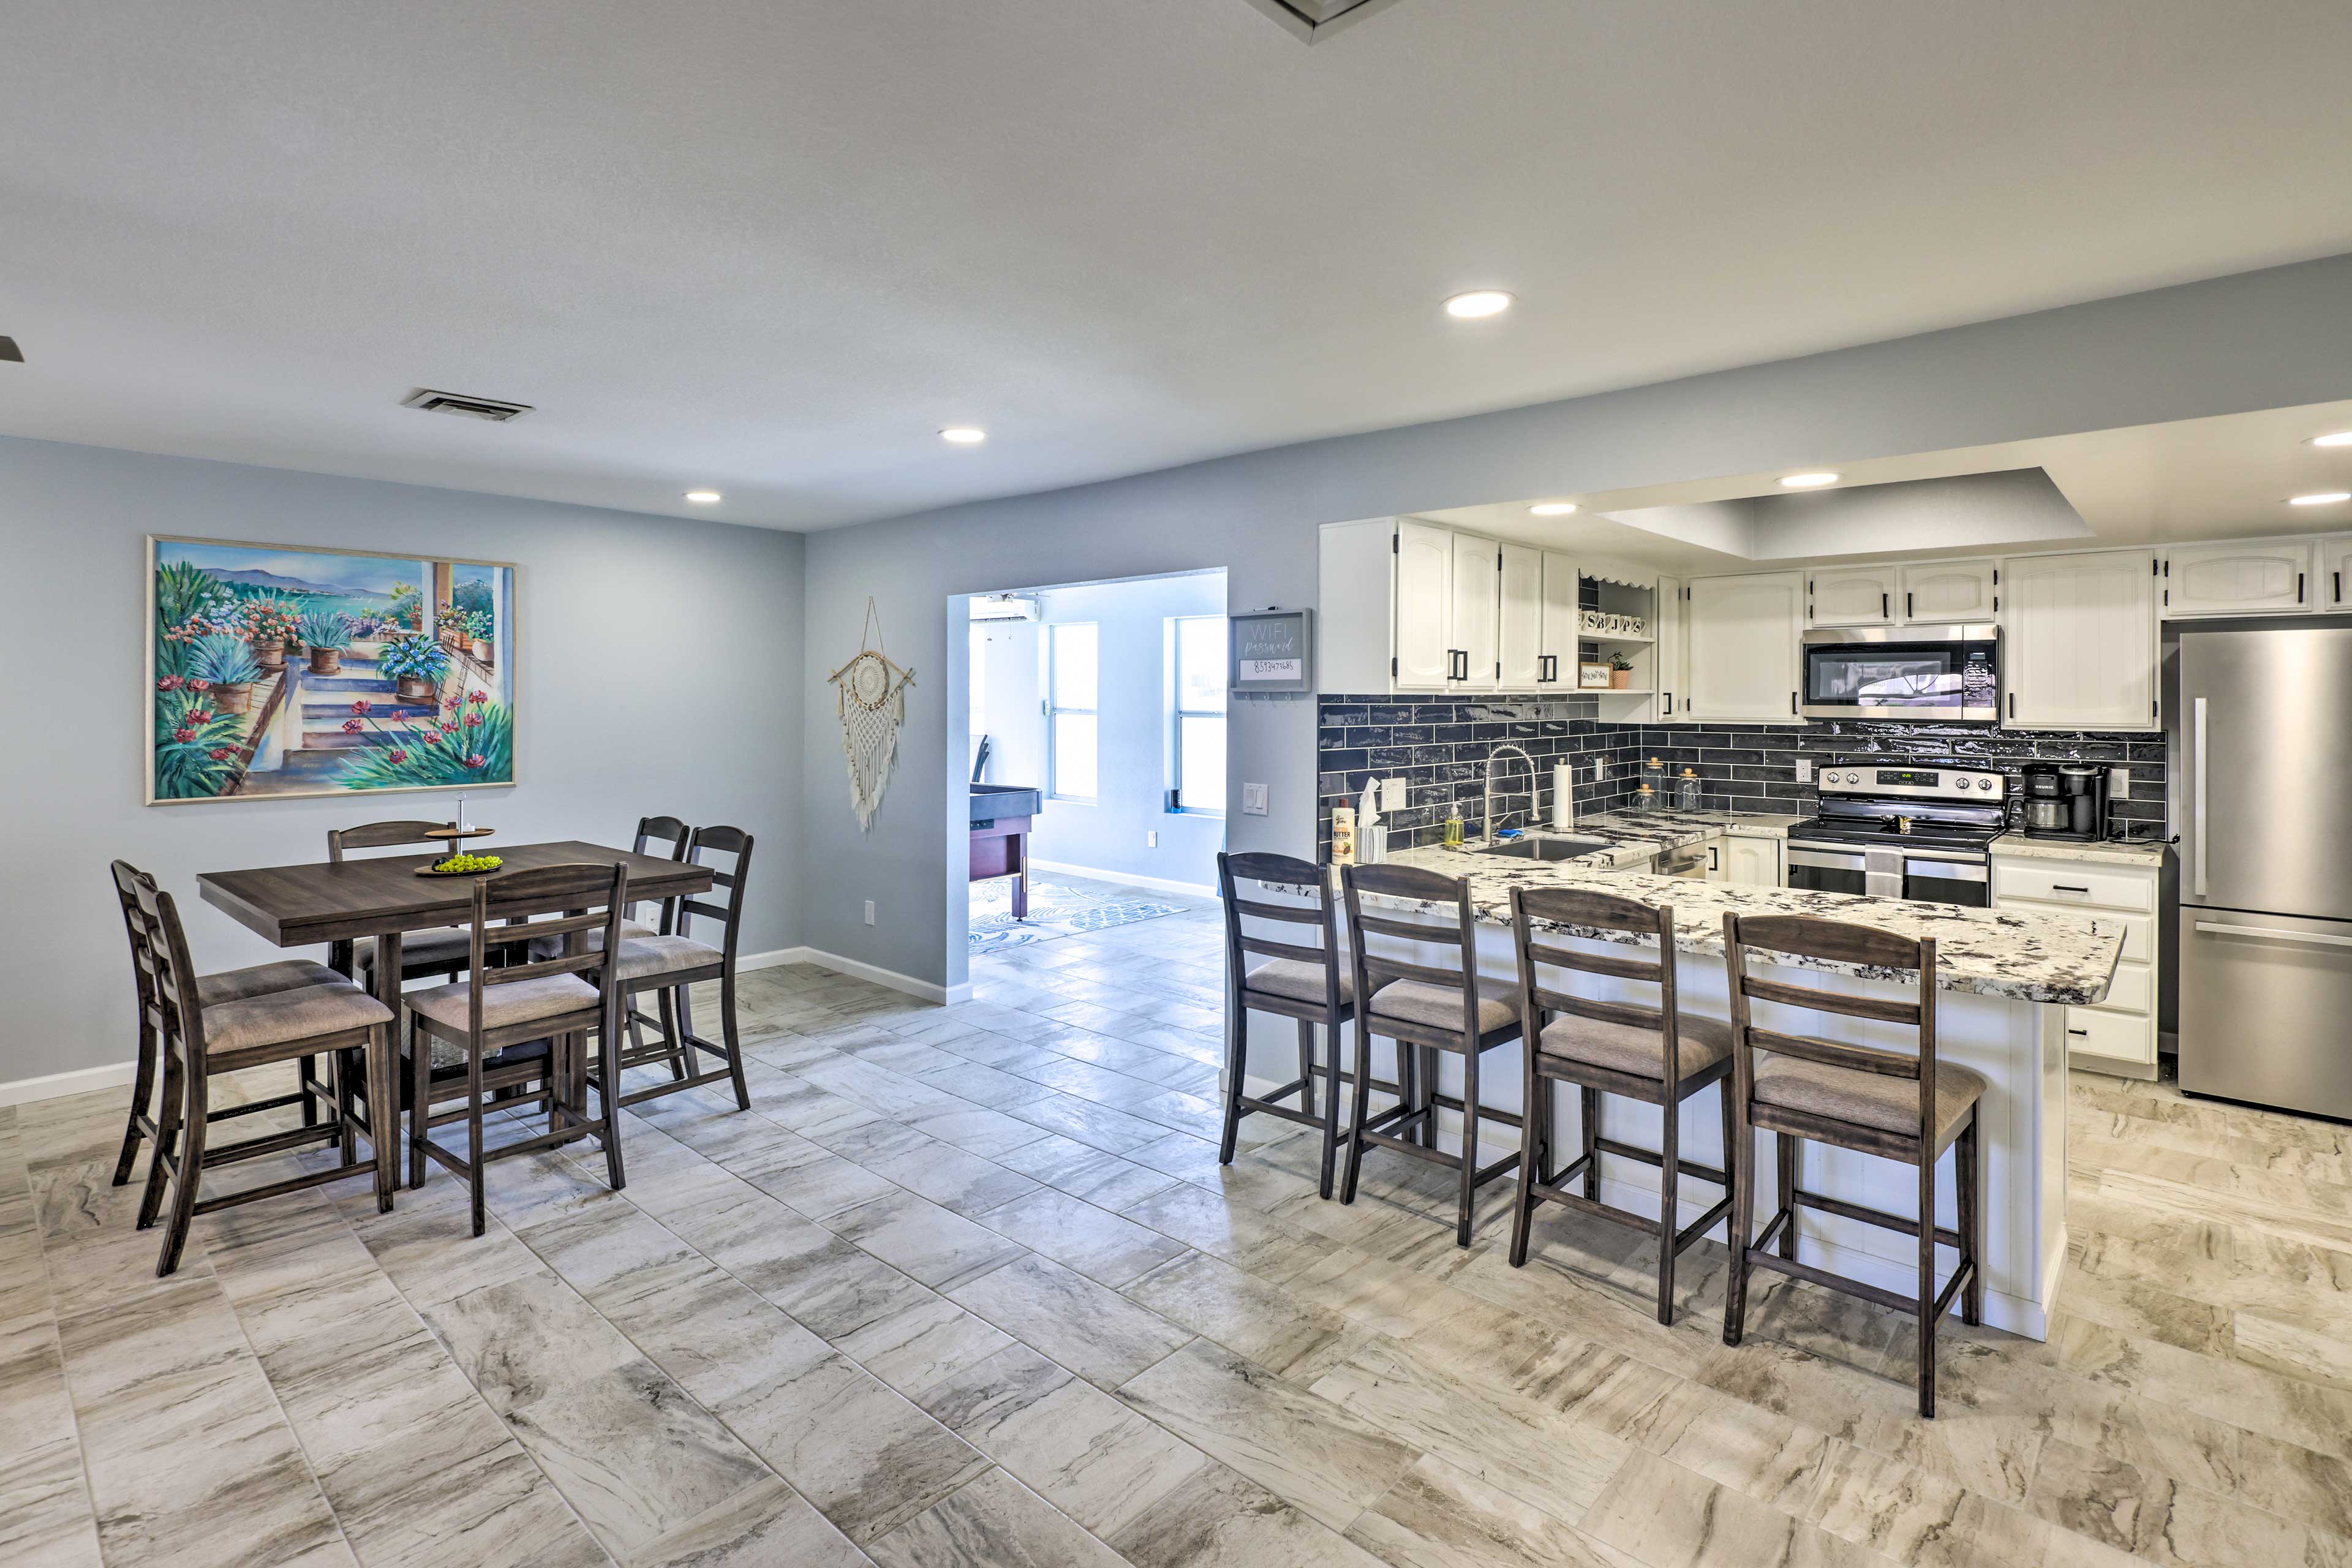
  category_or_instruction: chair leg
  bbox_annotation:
[1959,1114,1983,1327]
[1722,1080,1752,1348]
[596,1030,628,1191]
[1316,1020,1341,1202]
[299,1052,320,1128]
[1295,1017,1316,1118]
[1339,1031,1378,1205]
[112,1017,158,1186]
[1509,1066,1544,1269]
[1579,1085,1600,1202]
[1777,1131,1799,1262]
[466,1041,488,1240]
[719,970,752,1112]
[1656,1088,1680,1325]
[1218,998,1247,1167]
[1455,1046,1480,1249]
[1416,1046,1438,1148]
[1917,1129,1939,1420]
[156,1052,206,1278]
[136,1039,183,1232]
[409,1023,432,1190]
[366,1025,397,1214]
[335,1046,358,1164]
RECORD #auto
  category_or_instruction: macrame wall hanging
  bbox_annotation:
[830,597,916,832]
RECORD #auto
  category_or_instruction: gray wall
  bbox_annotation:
[0,435,805,1084]
[803,253,2352,993]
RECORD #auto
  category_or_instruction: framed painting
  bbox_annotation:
[147,535,518,804]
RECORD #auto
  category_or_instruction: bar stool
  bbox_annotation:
[1340,863,1524,1246]
[1505,885,1736,1324]
[328,820,472,984]
[107,860,348,1186]
[132,876,399,1276]
[532,815,691,1065]
[1720,913,1985,1419]
[1214,850,1395,1199]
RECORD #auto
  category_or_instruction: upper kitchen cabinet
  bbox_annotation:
[1685,571,1804,722]
[2324,536,2352,608]
[1316,518,1582,695]
[2162,539,2318,617]
[1498,541,1544,687]
[1449,530,1501,689]
[1392,519,1454,687]
[2001,549,2159,730]
[1653,575,1687,721]
[1806,565,1897,627]
[1537,550,1580,688]
[1899,559,1998,623]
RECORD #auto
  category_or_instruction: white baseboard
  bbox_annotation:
[744,946,965,1006]
[1028,858,1217,899]
[1,1059,138,1110]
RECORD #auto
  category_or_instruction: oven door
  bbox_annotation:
[1800,625,1999,722]
[1787,845,1868,897]
[1786,842,1989,907]
[1901,848,1990,908]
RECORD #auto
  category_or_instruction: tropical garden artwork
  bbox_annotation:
[148,537,517,802]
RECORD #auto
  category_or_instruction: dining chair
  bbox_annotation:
[401,862,630,1236]
[1720,912,1985,1419]
[1339,862,1525,1246]
[1505,884,1736,1324]
[132,874,398,1276]
[326,820,471,984]
[576,826,755,1115]
[532,815,689,1063]
[1215,850,1394,1200]
[107,860,355,1186]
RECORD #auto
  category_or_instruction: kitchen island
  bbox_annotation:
[1259,824,2122,1338]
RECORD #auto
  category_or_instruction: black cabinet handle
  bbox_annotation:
[1790,692,1798,715]
[2338,570,2344,605]
[2008,692,2016,718]
[1906,592,1913,619]
[1708,845,1719,872]
[2067,1028,2089,1038]
[1882,593,1889,619]
[2298,573,2306,603]
[2052,884,2090,894]
[1663,692,1673,715]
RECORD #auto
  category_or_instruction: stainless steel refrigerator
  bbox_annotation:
[2176,624,2352,1120]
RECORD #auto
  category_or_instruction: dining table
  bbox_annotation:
[197,839,715,1185]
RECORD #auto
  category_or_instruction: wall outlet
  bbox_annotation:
[1147,830,1158,848]
[863,900,876,926]
[1242,782,1269,816]
[1381,777,1408,812]
[1796,758,1813,783]
[1591,757,1606,780]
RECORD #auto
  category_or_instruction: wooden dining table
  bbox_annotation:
[197,840,716,1163]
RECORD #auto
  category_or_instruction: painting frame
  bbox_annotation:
[145,533,521,806]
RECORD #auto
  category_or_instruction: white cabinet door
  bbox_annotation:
[1450,531,1500,690]
[1653,575,1686,722]
[2326,537,2352,608]
[1538,551,1580,690]
[1900,559,1998,624]
[2002,550,2158,730]
[1722,835,1783,888]
[1392,520,1453,689]
[1498,543,1544,689]
[2163,540,2318,617]
[1686,572,1804,722]
[1807,566,1896,627]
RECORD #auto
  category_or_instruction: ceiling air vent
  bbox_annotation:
[1238,0,1406,43]
[401,388,533,421]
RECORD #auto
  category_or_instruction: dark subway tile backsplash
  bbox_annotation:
[1315,698,2169,862]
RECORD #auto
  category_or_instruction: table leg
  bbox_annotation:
[1011,834,1029,921]
[368,931,407,1184]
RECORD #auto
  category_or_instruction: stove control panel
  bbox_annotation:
[1817,766,2005,801]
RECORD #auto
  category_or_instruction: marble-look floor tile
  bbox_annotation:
[1106,1461,1387,1568]
[1118,1338,1419,1532]
[834,1294,1016,1396]
[0,1434,101,1568]
[587,1252,840,1408]
[978,1188,1189,1287]
[1579,1450,1882,1568]
[1346,1453,1637,1568]
[868,1466,1126,1568]
[949,1252,1193,1389]
[1117,1181,1336,1284]
[864,1140,1042,1218]
[829,1188,1031,1291]
[995,1135,1183,1210]
[1120,1249,1350,1378]
[420,1268,637,1415]
[665,1186,938,1338]
[2026,1434,2323,1568]
[620,1474,871,1568]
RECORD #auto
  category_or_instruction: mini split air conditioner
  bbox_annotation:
[970,595,1041,622]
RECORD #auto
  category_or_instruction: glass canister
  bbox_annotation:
[1640,757,1668,810]
[1632,782,1656,814]
[1676,767,1702,811]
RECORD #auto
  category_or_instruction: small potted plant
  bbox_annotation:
[300,609,353,676]
[1608,650,1635,688]
[243,597,301,671]
[189,633,265,714]
[376,633,450,701]
[465,609,494,664]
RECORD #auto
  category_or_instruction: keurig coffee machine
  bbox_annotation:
[2019,763,2110,840]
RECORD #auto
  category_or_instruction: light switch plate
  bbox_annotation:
[2109,766,2130,801]
[1241,782,1268,816]
[1381,777,1408,812]
[1796,758,1813,783]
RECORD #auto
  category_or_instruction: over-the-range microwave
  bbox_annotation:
[1799,624,2000,723]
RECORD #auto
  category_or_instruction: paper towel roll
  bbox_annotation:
[1551,761,1574,830]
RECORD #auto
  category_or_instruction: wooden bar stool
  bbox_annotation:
[530,815,692,1073]
[132,877,399,1277]
[1340,863,1523,1246]
[107,860,348,1187]
[1720,913,1985,1419]
[1505,885,1736,1324]
[1214,850,1396,1200]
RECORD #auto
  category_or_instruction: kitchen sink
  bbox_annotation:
[1477,837,1610,862]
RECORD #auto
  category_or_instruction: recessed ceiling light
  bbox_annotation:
[684,490,723,505]
[1442,290,1513,320]
[2310,431,2352,448]
[1779,472,1841,488]
[1528,502,1578,516]
[940,426,987,445]
[2289,492,2351,507]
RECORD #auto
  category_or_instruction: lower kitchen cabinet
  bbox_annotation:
[1702,831,1784,888]
[1991,845,2162,1077]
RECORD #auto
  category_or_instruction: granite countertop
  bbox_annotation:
[1297,830,2121,1006]
[1460,810,1805,871]
[1990,833,2170,869]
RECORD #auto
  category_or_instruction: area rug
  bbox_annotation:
[969,876,1186,954]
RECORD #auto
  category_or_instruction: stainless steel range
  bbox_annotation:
[1785,764,2008,908]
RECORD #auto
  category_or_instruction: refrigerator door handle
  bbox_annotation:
[2194,921,2352,950]
[2192,695,2208,898]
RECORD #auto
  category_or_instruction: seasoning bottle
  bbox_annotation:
[1677,768,1702,811]
[1444,806,1465,847]
[1332,805,1356,866]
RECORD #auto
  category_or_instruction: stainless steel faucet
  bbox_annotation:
[1483,744,1536,843]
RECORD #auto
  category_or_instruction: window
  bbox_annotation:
[1047,622,1098,800]
[1170,614,1226,813]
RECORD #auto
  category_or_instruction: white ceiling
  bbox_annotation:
[4,1,2352,530]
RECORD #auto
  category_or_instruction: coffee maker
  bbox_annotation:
[2019,763,2109,840]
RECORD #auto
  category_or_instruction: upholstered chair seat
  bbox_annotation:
[404,974,601,1034]
[1369,975,1517,1033]
[200,982,394,1055]
[195,959,348,1008]
[1752,1053,1988,1140]
[1539,1009,1733,1079]
[1242,959,1354,1005]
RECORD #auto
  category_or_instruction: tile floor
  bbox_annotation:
[7,881,2352,1567]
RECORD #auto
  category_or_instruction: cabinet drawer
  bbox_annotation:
[1992,861,2153,913]
[2087,960,2150,1017]
[2087,912,2153,964]
[2064,1008,2155,1066]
